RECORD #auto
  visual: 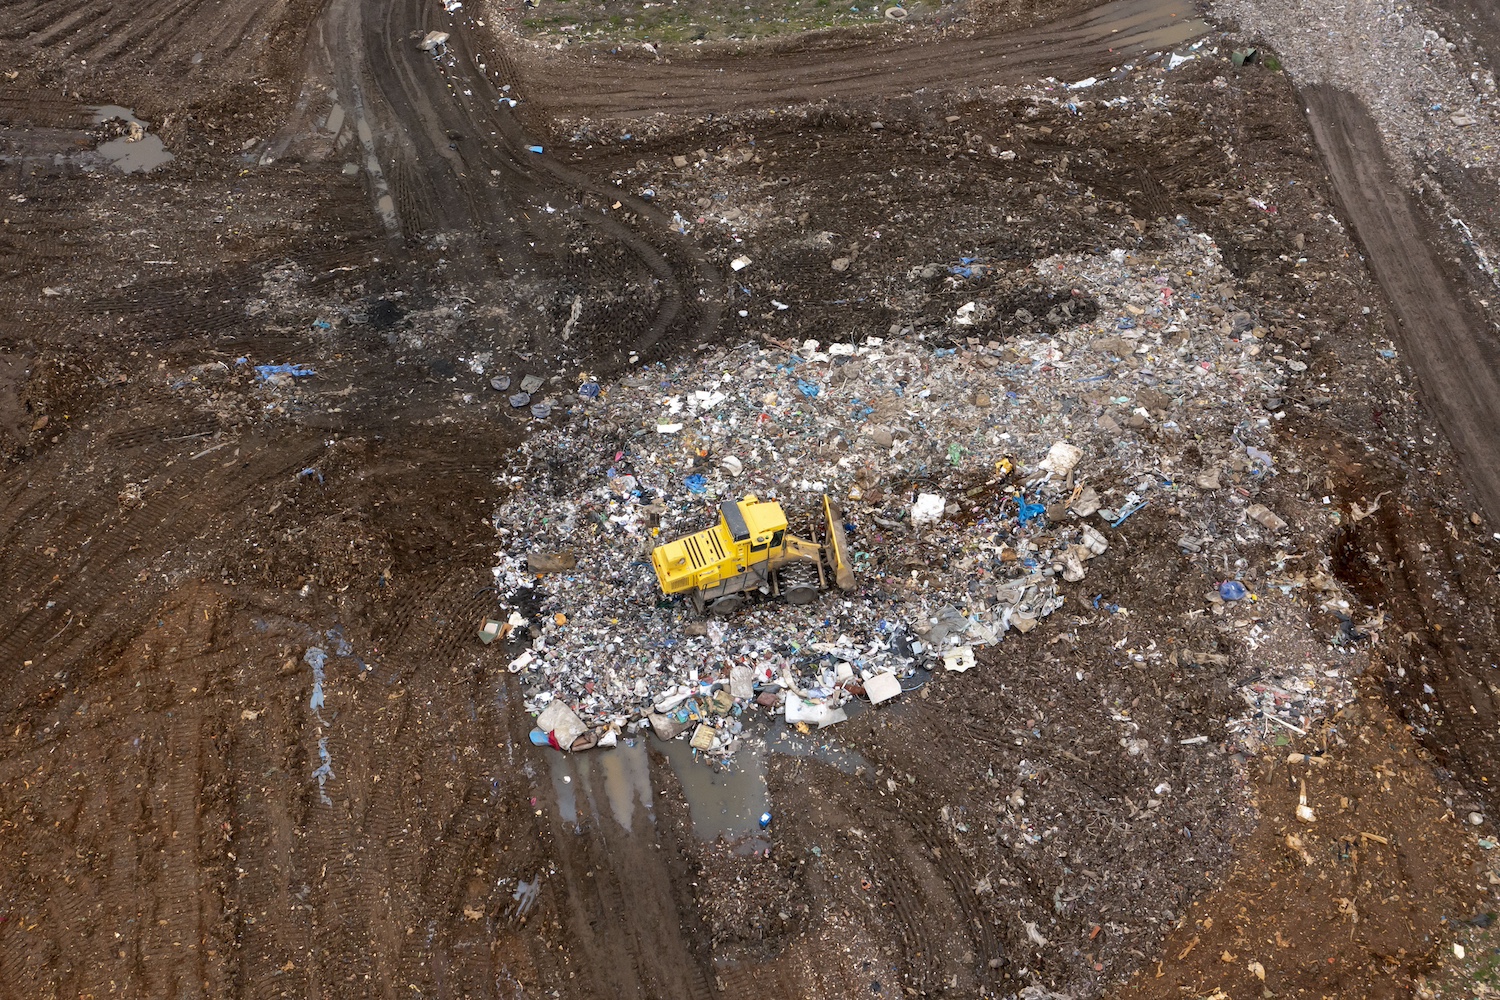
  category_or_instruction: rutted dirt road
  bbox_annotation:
[522,0,1209,119]
[1304,89,1500,528]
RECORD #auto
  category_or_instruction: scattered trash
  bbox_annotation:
[1295,779,1316,823]
[942,646,975,672]
[910,492,947,526]
[1038,440,1083,476]
[312,737,335,805]
[1245,503,1287,531]
[864,671,902,705]
[730,255,752,271]
[255,363,316,381]
[536,700,588,751]
[418,30,450,51]
[527,551,577,574]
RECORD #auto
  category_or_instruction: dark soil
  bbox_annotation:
[1,0,1498,996]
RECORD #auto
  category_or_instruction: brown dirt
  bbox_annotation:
[516,0,1210,120]
[2,0,1500,997]
[1114,693,1492,1000]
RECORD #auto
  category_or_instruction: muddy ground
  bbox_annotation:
[1,0,1500,996]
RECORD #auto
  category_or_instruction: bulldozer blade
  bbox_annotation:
[821,495,857,591]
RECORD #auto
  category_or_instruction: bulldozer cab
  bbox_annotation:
[724,498,786,553]
[651,497,786,596]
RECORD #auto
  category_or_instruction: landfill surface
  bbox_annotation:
[2,0,1500,997]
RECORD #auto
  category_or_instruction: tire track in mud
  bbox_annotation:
[520,0,1208,119]
[531,749,724,1000]
[0,441,320,721]
[1304,85,1500,526]
[0,593,238,997]
[316,0,722,357]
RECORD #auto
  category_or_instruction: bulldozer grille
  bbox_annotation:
[684,531,726,569]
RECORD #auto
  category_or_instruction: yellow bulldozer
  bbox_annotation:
[650,495,856,615]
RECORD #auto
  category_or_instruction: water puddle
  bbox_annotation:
[540,715,872,849]
[659,718,871,850]
[546,748,578,827]
[1080,0,1210,51]
[90,105,175,173]
[658,736,769,847]
[597,741,653,832]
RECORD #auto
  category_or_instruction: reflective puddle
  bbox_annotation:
[91,105,175,173]
[543,716,870,850]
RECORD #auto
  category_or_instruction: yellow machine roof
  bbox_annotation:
[738,499,786,538]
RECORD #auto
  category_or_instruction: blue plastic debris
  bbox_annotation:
[526,144,544,154]
[313,737,335,804]
[298,467,324,484]
[305,647,327,712]
[685,473,708,495]
[759,811,773,829]
[797,379,820,398]
[1016,496,1047,527]
[325,627,353,657]
[579,381,601,399]
[254,363,315,381]
[1219,580,1248,601]
[1112,499,1148,526]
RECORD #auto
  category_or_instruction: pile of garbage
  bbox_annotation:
[487,221,1318,754]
